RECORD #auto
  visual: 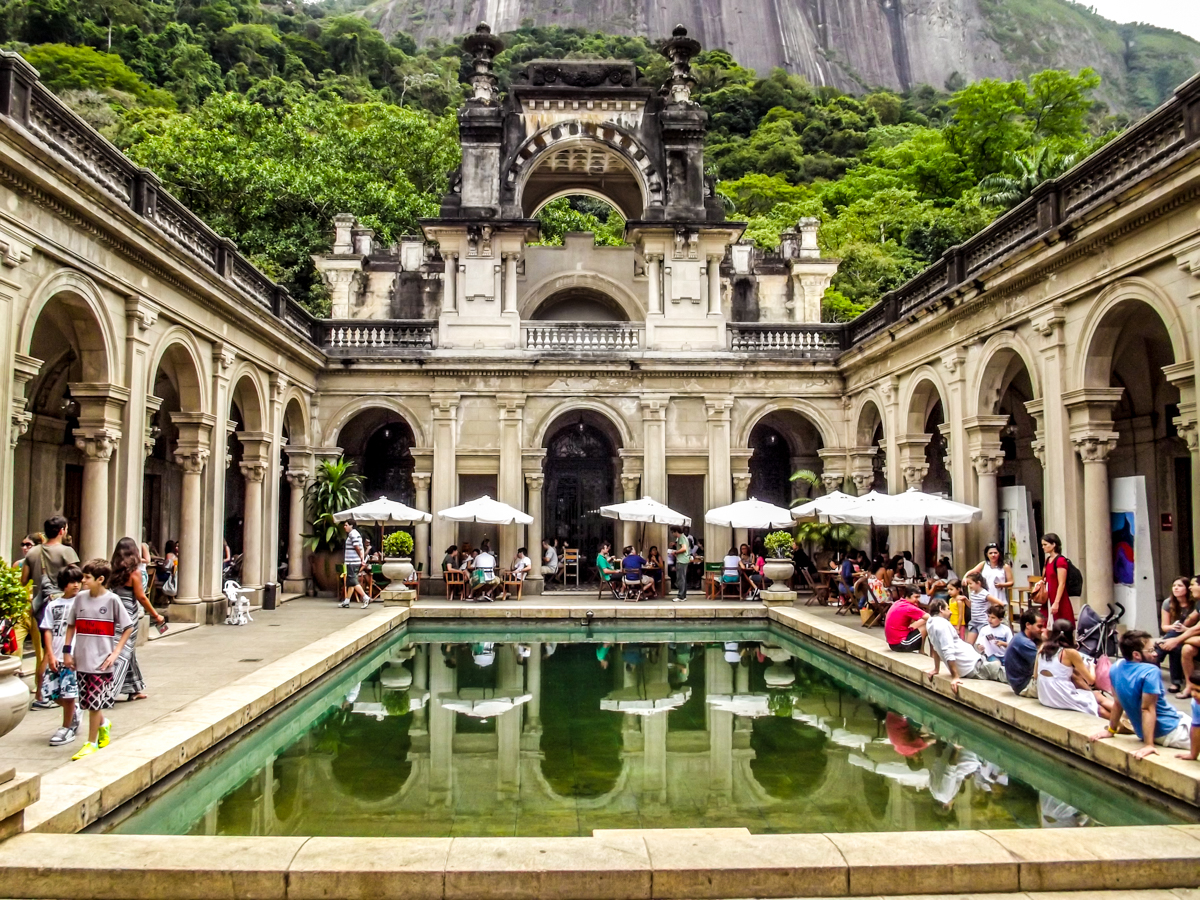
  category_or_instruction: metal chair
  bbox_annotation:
[444,567,466,600]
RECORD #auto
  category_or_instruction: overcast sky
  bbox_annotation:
[1083,0,1200,40]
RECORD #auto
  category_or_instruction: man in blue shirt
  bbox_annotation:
[1005,609,1044,698]
[621,545,653,598]
[1090,630,1189,758]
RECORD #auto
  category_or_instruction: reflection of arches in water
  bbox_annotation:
[749,716,828,799]
[543,419,616,558]
[539,643,622,798]
[273,750,301,823]
[327,705,413,800]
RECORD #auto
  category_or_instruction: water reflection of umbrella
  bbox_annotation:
[351,691,430,719]
[848,754,931,789]
[706,693,772,717]
[600,683,691,716]
[438,689,532,718]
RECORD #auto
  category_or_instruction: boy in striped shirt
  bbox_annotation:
[62,559,135,760]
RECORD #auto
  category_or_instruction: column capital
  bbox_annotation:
[175,447,210,474]
[970,449,1006,476]
[732,472,753,489]
[1030,436,1047,467]
[878,376,900,408]
[850,472,874,492]
[75,431,119,461]
[619,473,641,492]
[1072,432,1119,463]
[1173,237,1200,278]
[497,392,526,418]
[941,348,968,382]
[524,472,545,491]
[124,294,159,334]
[1030,302,1066,344]
[285,469,310,487]
[412,471,433,491]
[9,408,30,448]
[213,341,238,374]
[1176,420,1200,452]
[640,394,670,420]
[240,461,268,482]
[820,473,845,493]
[431,393,460,419]
[704,395,733,420]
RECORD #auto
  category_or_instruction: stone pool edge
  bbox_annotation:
[766,606,1200,807]
[0,825,1198,898]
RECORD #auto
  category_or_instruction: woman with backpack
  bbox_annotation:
[1037,533,1076,629]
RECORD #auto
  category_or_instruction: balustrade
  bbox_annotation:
[322,321,435,350]
[728,324,844,357]
[524,322,643,351]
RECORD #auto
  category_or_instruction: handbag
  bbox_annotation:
[161,564,178,597]
[1093,651,1113,694]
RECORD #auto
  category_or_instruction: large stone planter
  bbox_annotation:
[762,558,795,592]
[381,557,414,584]
[0,654,29,740]
[308,550,341,592]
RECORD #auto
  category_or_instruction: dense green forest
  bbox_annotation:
[0,0,1126,318]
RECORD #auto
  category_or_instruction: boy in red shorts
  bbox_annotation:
[62,559,135,760]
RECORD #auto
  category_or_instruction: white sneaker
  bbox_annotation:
[338,599,350,608]
[49,726,76,746]
[70,706,81,731]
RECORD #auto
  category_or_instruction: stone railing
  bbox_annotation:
[524,322,644,351]
[846,71,1200,348]
[320,320,436,350]
[728,323,846,357]
[0,51,318,344]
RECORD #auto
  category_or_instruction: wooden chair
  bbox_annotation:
[562,548,581,586]
[620,566,647,602]
[703,562,722,598]
[444,567,466,600]
[404,562,423,600]
[501,571,524,601]
[801,569,829,606]
[597,567,622,600]
[718,562,745,600]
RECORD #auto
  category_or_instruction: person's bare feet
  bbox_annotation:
[130,692,148,701]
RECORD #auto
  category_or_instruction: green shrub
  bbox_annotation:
[763,531,794,559]
[383,530,414,557]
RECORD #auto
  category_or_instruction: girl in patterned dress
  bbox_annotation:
[109,537,166,700]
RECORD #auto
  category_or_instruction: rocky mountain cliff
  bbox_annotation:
[364,0,1200,112]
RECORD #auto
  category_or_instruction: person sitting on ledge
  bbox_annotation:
[1004,609,1044,699]
[1036,619,1113,719]
[884,593,928,653]
[1090,630,1190,759]
[925,597,1006,693]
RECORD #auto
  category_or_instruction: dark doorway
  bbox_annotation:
[748,425,791,507]
[544,422,615,560]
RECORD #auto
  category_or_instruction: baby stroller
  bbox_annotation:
[223,579,254,626]
[1077,602,1123,660]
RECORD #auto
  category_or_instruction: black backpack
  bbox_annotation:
[1064,557,1084,596]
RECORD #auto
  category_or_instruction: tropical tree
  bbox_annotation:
[978,145,1079,208]
[304,457,364,553]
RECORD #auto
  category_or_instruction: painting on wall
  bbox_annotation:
[1112,512,1135,585]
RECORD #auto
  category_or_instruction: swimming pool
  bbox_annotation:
[104,622,1192,837]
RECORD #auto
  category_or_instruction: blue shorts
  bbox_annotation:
[1191,699,1200,728]
[40,666,79,702]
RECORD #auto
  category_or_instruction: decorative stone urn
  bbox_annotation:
[0,654,29,739]
[381,558,414,584]
[762,558,795,592]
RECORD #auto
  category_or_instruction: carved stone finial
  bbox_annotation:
[464,22,503,104]
[660,24,701,104]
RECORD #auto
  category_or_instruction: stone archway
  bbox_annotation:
[540,409,623,562]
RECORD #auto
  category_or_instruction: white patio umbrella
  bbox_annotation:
[333,496,432,525]
[439,689,532,718]
[437,495,533,525]
[706,693,772,718]
[790,490,858,520]
[826,488,981,526]
[704,498,795,530]
[599,496,691,526]
[600,683,691,716]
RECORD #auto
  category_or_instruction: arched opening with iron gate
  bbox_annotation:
[541,410,622,561]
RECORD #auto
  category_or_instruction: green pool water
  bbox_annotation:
[105,622,1192,837]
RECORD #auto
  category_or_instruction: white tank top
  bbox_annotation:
[982,562,1007,600]
[1036,650,1099,716]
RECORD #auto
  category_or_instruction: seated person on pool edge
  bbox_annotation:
[884,594,928,652]
[925,597,1006,693]
[1004,609,1044,698]
[1091,630,1191,758]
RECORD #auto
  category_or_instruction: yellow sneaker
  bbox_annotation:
[71,742,98,761]
[97,718,111,748]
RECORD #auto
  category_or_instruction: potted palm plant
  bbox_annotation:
[0,560,31,738]
[761,530,796,594]
[304,457,364,592]
[381,530,415,584]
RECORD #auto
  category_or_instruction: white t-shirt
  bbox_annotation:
[542,545,558,572]
[926,615,982,675]
[902,559,918,579]
[981,562,1008,600]
[722,555,740,579]
[968,588,992,625]
[512,554,531,580]
[474,552,497,579]
[38,593,73,659]
[976,622,1013,659]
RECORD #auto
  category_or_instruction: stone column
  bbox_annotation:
[1065,388,1123,614]
[6,355,41,556]
[525,472,544,587]
[1031,305,1079,548]
[897,434,931,563]
[497,393,525,566]
[619,473,640,552]
[237,433,272,592]
[0,243,31,555]
[525,642,542,733]
[732,472,752,551]
[284,469,309,593]
[963,415,1009,557]
[640,395,669,551]
[71,383,128,561]
[413,472,432,578]
[1164,362,1198,573]
[171,414,214,618]
[705,397,733,560]
[430,394,460,577]
[121,296,158,542]
[503,252,519,316]
[444,253,458,313]
[707,255,722,317]
[848,447,878,496]
[817,449,846,495]
[75,433,118,561]
[646,254,662,316]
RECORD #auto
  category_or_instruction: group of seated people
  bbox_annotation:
[719,544,767,599]
[441,540,537,601]
[595,541,661,599]
[884,594,1200,762]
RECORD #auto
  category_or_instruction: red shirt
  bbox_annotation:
[1042,555,1075,627]
[884,599,925,645]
